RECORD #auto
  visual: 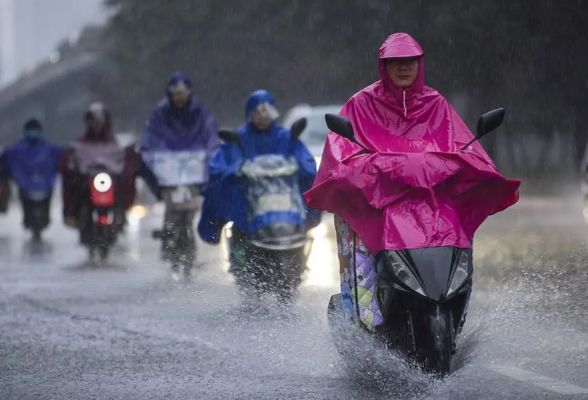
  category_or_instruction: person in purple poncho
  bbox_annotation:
[141,72,219,155]
[141,72,220,260]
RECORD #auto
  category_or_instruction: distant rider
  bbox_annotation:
[198,89,321,272]
[59,102,158,242]
[0,118,63,232]
[141,72,220,259]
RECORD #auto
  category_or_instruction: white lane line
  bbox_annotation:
[485,364,588,395]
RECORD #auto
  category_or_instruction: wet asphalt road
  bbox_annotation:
[1,197,588,399]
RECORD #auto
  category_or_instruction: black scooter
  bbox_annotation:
[19,189,52,242]
[326,108,505,377]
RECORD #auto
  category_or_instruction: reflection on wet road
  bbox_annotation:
[1,197,588,399]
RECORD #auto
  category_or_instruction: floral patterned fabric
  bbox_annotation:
[335,215,383,330]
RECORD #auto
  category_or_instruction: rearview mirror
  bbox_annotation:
[290,118,307,140]
[476,108,505,138]
[325,114,355,142]
[218,129,240,144]
[461,108,506,151]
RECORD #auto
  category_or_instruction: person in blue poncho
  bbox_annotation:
[0,118,63,235]
[198,90,321,272]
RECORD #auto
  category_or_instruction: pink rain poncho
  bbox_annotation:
[305,33,520,254]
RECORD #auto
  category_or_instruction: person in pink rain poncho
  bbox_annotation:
[304,33,520,330]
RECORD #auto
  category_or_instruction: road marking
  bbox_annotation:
[485,364,588,395]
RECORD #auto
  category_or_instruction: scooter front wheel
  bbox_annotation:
[416,306,453,377]
[98,246,109,261]
[32,229,42,242]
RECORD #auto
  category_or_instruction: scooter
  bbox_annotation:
[19,189,52,241]
[81,167,120,261]
[145,150,208,278]
[218,118,313,301]
[325,108,506,377]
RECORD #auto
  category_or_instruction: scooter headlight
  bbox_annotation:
[448,250,471,296]
[93,173,112,193]
[386,252,426,296]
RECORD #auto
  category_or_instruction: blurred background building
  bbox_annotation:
[0,0,106,87]
[0,0,120,145]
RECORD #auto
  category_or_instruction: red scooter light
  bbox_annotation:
[98,214,112,225]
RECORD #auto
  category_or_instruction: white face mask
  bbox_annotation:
[168,81,191,95]
[252,102,280,122]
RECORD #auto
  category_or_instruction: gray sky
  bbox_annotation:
[0,0,107,87]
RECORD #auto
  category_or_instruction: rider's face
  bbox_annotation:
[88,119,105,136]
[252,109,272,131]
[171,93,190,108]
[386,57,419,88]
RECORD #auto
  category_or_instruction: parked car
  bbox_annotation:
[281,104,343,167]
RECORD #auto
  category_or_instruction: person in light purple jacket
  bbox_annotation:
[141,72,220,262]
[141,72,219,156]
